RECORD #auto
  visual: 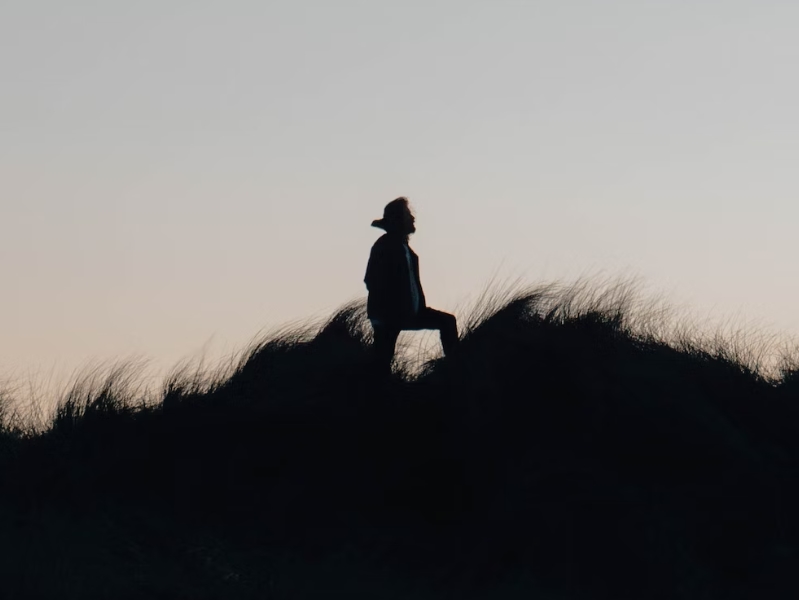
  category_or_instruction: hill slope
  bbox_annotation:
[2,282,799,599]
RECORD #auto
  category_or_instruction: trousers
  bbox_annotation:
[371,307,458,374]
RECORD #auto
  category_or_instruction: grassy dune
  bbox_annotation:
[2,281,799,599]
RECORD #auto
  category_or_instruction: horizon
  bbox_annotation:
[2,1,799,398]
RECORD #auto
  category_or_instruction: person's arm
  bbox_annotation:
[364,241,387,292]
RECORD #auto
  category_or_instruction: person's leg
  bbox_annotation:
[409,308,459,357]
[371,323,401,376]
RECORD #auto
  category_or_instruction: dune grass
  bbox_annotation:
[1,279,799,599]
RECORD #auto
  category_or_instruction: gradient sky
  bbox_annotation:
[2,1,798,394]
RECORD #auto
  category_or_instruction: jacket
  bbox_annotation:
[364,233,427,325]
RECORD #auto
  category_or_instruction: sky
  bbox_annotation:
[2,1,799,396]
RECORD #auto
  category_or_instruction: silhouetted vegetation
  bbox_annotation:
[2,281,799,599]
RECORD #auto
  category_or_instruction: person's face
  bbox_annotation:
[400,208,416,234]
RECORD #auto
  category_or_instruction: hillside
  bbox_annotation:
[2,282,799,599]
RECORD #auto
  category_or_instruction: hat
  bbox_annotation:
[371,197,409,231]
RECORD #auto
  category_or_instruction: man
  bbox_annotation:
[364,197,458,374]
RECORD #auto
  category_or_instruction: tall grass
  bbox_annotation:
[1,278,799,599]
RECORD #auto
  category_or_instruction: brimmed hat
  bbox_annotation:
[371,197,409,231]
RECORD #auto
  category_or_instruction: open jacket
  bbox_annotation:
[364,233,427,325]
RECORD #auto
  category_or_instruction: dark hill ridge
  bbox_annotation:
[2,282,799,599]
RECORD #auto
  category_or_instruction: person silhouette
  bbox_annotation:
[364,197,458,375]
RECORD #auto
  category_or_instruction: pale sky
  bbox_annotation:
[2,1,799,394]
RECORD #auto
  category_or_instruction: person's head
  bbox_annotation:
[372,197,416,235]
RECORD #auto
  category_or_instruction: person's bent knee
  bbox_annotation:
[445,313,458,331]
